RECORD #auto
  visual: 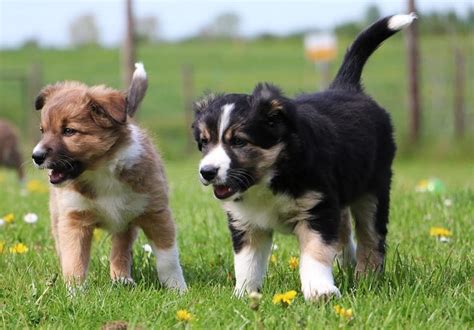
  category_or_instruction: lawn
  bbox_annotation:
[0,158,472,328]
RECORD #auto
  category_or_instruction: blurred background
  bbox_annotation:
[0,0,473,162]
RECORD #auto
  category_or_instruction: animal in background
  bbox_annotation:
[0,119,24,181]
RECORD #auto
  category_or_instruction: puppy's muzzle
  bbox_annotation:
[200,165,218,182]
[32,150,48,166]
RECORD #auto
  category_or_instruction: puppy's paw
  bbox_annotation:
[163,277,188,294]
[112,277,136,287]
[66,283,87,298]
[302,282,341,301]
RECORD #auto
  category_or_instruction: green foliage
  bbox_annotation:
[0,35,473,161]
[0,159,472,328]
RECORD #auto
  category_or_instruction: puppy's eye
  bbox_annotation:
[230,137,247,147]
[63,127,76,137]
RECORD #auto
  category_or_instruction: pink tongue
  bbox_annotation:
[214,185,233,199]
[49,170,65,184]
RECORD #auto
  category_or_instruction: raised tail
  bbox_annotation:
[126,62,148,117]
[329,13,417,91]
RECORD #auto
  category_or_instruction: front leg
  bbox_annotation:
[228,215,273,296]
[57,210,95,285]
[110,226,138,284]
[294,201,341,300]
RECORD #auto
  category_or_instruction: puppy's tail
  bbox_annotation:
[329,13,417,92]
[126,62,148,117]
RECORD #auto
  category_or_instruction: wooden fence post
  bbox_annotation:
[407,0,421,143]
[453,48,465,139]
[122,0,136,88]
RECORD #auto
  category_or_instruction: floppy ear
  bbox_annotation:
[34,84,61,110]
[88,87,127,128]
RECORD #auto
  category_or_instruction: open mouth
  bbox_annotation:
[47,161,84,185]
[213,185,236,200]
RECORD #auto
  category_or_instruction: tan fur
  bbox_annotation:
[0,120,24,180]
[294,221,337,266]
[351,194,384,274]
[38,82,181,285]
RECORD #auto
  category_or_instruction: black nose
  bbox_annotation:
[200,165,218,181]
[32,151,47,165]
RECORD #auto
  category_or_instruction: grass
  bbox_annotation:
[0,158,472,328]
[0,34,473,159]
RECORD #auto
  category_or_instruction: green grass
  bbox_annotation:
[1,34,473,160]
[0,159,472,329]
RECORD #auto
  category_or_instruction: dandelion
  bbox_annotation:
[273,290,297,306]
[93,228,103,241]
[334,304,353,319]
[249,291,263,311]
[443,198,453,207]
[0,241,5,253]
[9,243,29,254]
[23,213,38,224]
[430,227,452,237]
[289,256,299,270]
[142,244,152,255]
[27,179,49,193]
[176,309,193,322]
[271,254,277,265]
[2,213,14,224]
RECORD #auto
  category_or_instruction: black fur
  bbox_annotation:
[193,15,405,263]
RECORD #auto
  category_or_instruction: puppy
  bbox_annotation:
[0,119,24,181]
[32,63,186,291]
[192,14,416,300]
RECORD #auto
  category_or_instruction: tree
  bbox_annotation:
[199,12,240,39]
[69,14,99,47]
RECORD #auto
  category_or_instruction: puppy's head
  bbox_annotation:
[193,83,295,200]
[33,64,148,185]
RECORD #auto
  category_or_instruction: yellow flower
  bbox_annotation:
[430,227,452,237]
[334,304,353,319]
[0,174,5,183]
[3,213,14,224]
[93,228,104,241]
[0,241,5,253]
[271,254,277,264]
[27,179,49,193]
[9,243,29,254]
[176,309,193,322]
[288,256,299,270]
[272,290,297,306]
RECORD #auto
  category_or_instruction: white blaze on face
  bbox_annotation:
[199,103,234,183]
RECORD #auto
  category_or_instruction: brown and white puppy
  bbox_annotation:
[0,119,24,181]
[32,63,187,291]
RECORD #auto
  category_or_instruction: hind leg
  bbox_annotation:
[351,189,389,275]
[336,207,356,268]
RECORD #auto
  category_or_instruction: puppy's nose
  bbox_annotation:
[200,165,218,181]
[32,151,47,165]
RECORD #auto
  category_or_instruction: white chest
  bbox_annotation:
[223,185,322,234]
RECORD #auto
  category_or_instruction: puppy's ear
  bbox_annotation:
[126,62,148,117]
[193,92,218,115]
[252,82,288,117]
[88,87,127,128]
[34,84,61,110]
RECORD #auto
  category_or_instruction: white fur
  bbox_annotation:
[300,254,340,300]
[151,243,187,292]
[57,124,148,232]
[219,103,235,139]
[199,144,231,183]
[234,235,273,296]
[133,62,147,79]
[388,13,417,30]
[224,183,323,234]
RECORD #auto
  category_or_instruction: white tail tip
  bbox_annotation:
[388,12,418,31]
[133,62,146,79]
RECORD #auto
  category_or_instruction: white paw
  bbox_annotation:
[66,283,86,297]
[302,282,341,301]
[113,277,136,286]
[162,276,188,293]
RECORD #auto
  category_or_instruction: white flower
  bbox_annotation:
[272,243,279,251]
[23,213,38,224]
[0,219,4,226]
[443,199,453,207]
[439,236,451,243]
[142,244,152,254]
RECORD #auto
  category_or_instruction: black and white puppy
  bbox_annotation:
[192,14,416,300]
